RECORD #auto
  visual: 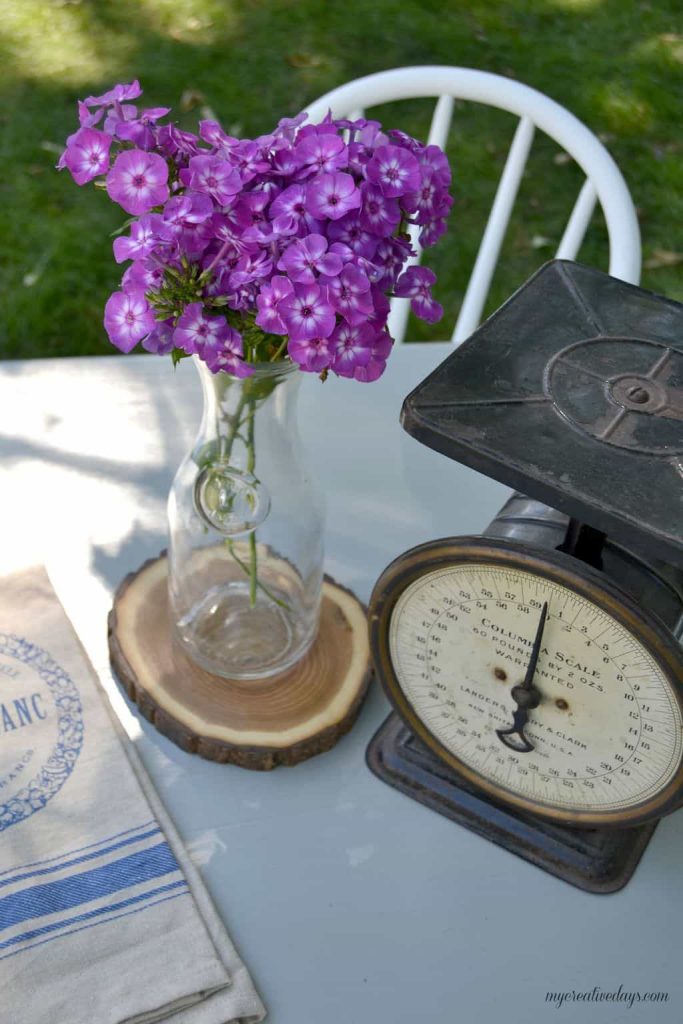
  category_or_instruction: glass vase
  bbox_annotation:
[168,358,324,680]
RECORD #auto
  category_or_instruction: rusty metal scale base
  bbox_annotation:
[364,262,683,894]
[367,712,657,894]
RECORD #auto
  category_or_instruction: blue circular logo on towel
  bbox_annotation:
[0,634,84,831]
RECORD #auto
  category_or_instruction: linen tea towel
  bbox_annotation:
[0,566,266,1024]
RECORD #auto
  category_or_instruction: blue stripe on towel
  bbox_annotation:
[0,826,161,891]
[0,878,189,952]
[0,842,180,930]
[0,821,156,879]
[0,888,189,962]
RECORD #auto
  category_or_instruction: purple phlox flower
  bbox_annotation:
[327,213,377,260]
[357,121,386,148]
[372,235,414,288]
[78,101,104,128]
[402,172,438,223]
[368,285,392,325]
[229,140,269,182]
[206,213,242,249]
[106,148,169,215]
[271,144,301,178]
[115,107,171,149]
[359,182,401,236]
[436,189,454,218]
[178,218,216,259]
[386,129,424,155]
[204,243,256,300]
[84,81,142,108]
[329,320,373,377]
[255,179,281,203]
[229,282,259,311]
[173,303,232,356]
[121,258,166,292]
[371,328,393,360]
[227,192,270,230]
[294,133,347,177]
[324,263,373,324]
[201,263,236,302]
[240,220,276,245]
[103,103,138,135]
[113,214,173,263]
[306,171,361,221]
[346,141,373,178]
[419,218,448,248]
[199,120,239,152]
[161,194,191,227]
[354,255,383,285]
[142,320,175,354]
[156,123,201,161]
[328,241,354,264]
[163,192,213,228]
[59,81,443,385]
[188,155,242,207]
[204,349,254,377]
[288,335,334,373]
[62,128,112,185]
[394,266,443,323]
[401,147,452,243]
[270,183,322,237]
[278,234,343,284]
[164,193,215,257]
[297,116,340,142]
[228,193,275,244]
[229,251,273,288]
[104,289,155,352]
[353,356,387,383]
[353,329,393,382]
[247,214,290,244]
[253,131,282,162]
[366,144,421,198]
[255,276,293,334]
[260,132,296,168]
[334,116,374,132]
[405,182,452,229]
[202,326,245,368]
[419,144,452,188]
[273,111,308,142]
[224,328,246,355]
[278,282,336,341]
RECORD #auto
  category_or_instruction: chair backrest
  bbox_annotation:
[304,66,641,345]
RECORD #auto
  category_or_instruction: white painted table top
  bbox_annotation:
[0,344,681,1023]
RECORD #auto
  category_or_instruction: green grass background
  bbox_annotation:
[0,0,681,359]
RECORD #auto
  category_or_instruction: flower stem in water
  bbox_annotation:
[246,395,257,608]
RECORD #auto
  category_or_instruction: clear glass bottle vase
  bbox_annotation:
[168,357,324,680]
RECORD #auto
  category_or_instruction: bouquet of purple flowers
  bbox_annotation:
[59,80,453,381]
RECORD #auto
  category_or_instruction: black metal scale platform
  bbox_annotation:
[366,262,683,894]
[402,261,683,569]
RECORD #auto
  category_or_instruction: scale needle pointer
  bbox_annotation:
[496,602,548,754]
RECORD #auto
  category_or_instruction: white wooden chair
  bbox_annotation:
[304,66,641,346]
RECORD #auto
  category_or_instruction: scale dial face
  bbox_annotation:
[370,539,683,827]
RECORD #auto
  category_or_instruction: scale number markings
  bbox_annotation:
[389,565,683,813]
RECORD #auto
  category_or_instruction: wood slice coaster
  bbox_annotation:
[108,553,372,770]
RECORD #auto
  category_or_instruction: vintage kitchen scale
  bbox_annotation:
[367,260,683,893]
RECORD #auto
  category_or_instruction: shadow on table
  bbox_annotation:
[90,524,166,594]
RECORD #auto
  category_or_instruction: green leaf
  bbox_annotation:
[109,217,137,238]
[171,347,189,367]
